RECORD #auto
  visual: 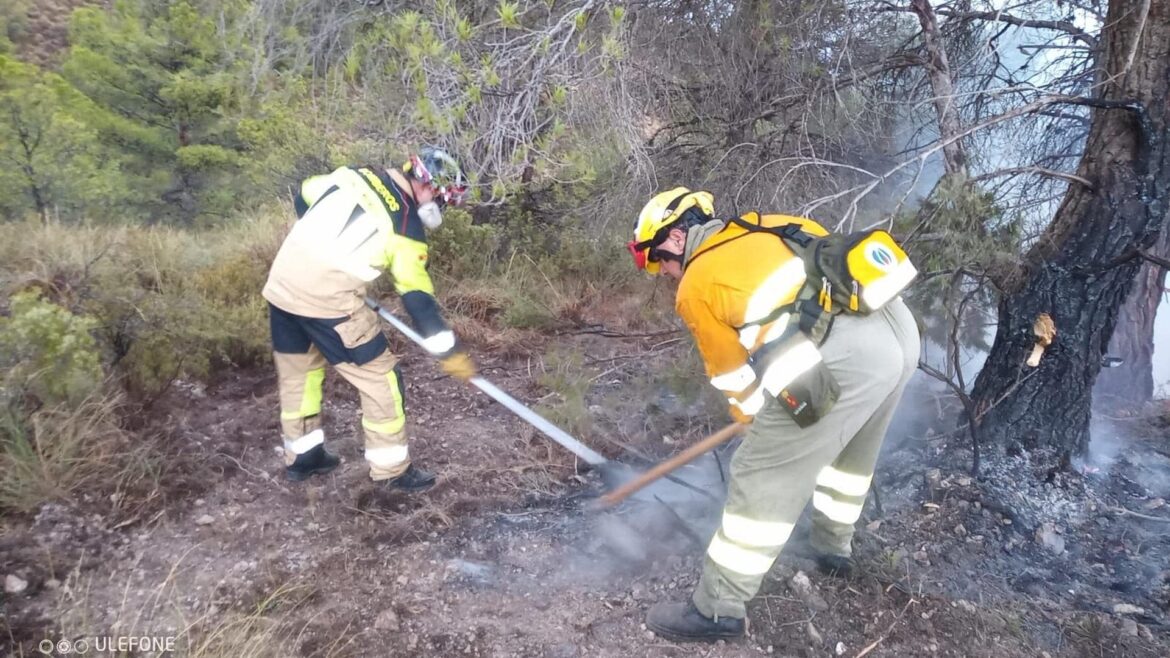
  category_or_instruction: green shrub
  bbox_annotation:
[501,291,559,330]
[0,291,102,407]
[99,230,273,395]
[0,216,279,397]
[428,208,500,280]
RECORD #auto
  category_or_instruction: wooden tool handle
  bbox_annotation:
[599,422,746,507]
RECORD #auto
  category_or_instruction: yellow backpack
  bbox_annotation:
[730,217,917,342]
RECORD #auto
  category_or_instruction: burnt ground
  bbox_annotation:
[2,329,1169,658]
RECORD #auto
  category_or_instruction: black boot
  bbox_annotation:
[286,445,340,481]
[815,553,855,578]
[646,601,745,643]
[385,464,436,492]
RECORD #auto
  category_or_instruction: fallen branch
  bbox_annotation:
[1105,506,1170,523]
[566,325,682,339]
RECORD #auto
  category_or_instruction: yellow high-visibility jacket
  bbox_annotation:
[263,165,455,355]
[676,212,830,423]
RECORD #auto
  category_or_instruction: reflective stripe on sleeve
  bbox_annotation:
[761,315,791,344]
[720,513,794,548]
[283,429,325,455]
[737,324,761,350]
[706,532,776,576]
[816,466,872,497]
[729,392,765,416]
[364,445,409,468]
[742,259,806,325]
[710,364,757,394]
[421,330,456,355]
[812,491,864,524]
[861,259,917,309]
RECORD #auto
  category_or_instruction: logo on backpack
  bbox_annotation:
[866,243,897,271]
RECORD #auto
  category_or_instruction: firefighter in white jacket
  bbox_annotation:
[262,147,474,491]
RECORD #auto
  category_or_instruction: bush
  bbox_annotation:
[428,207,500,280]
[0,214,281,397]
[535,348,593,437]
[0,291,102,407]
[502,292,559,330]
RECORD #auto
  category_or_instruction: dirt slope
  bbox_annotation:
[2,335,1169,657]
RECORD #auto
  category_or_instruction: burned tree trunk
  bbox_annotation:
[1095,226,1168,406]
[969,0,1169,460]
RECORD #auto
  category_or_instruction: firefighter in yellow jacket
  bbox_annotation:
[262,147,475,491]
[628,188,920,642]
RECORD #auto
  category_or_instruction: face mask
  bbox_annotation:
[418,201,443,230]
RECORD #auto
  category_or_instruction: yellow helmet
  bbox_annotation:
[628,187,715,274]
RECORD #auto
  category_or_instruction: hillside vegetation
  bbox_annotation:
[3,1,1169,656]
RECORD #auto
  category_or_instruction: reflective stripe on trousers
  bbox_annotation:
[692,298,920,620]
[705,513,795,576]
[284,429,325,455]
[334,351,411,480]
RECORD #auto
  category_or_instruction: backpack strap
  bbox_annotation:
[729,215,817,250]
[728,214,839,345]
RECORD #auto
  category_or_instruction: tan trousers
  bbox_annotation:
[693,298,919,619]
[275,347,410,480]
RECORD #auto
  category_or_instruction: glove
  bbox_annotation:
[439,351,477,382]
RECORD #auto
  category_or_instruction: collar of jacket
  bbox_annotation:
[683,219,729,269]
[387,169,415,205]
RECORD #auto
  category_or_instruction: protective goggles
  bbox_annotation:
[411,155,468,207]
[626,238,671,274]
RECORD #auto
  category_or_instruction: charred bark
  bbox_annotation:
[1095,224,1169,406]
[969,0,1169,459]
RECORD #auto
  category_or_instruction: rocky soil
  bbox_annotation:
[2,331,1168,657]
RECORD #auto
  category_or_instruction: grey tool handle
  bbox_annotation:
[364,297,607,466]
[467,376,606,465]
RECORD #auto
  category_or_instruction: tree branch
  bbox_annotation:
[873,3,1099,48]
[1138,249,1170,270]
[910,0,968,177]
[971,165,1093,190]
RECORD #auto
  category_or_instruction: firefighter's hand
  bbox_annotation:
[440,352,477,382]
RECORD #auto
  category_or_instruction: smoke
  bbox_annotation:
[1078,417,1127,472]
[569,372,953,583]
[1075,414,1170,501]
[1155,297,1170,394]
[556,450,730,584]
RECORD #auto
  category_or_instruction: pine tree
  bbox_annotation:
[63,0,242,225]
[0,56,130,222]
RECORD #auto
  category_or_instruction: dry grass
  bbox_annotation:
[0,390,156,514]
[42,562,350,658]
